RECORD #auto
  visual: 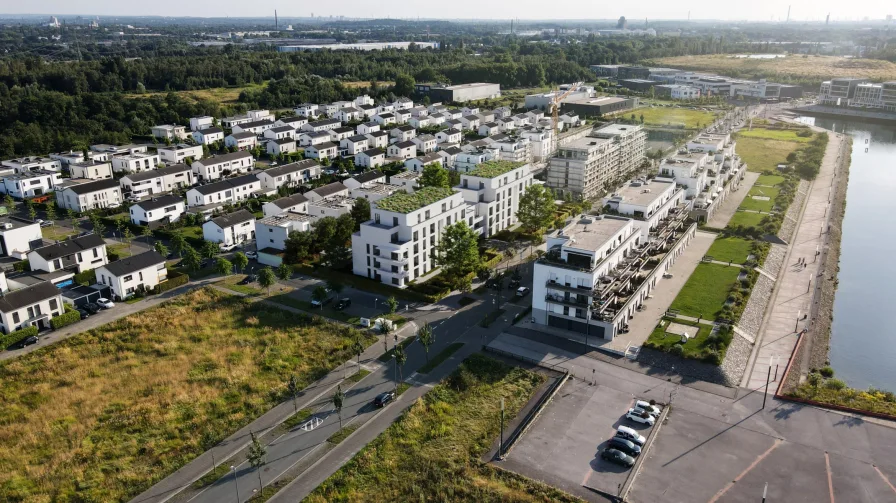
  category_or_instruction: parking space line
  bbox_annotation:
[825,451,835,503]
[873,465,896,496]
[707,438,782,503]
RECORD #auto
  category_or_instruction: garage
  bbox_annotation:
[547,315,604,338]
[61,284,112,307]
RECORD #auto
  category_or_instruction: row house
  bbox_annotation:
[191,152,254,182]
[298,131,332,147]
[263,126,296,141]
[357,122,380,135]
[120,164,193,198]
[301,118,341,133]
[56,179,122,212]
[1,171,62,199]
[192,127,224,145]
[129,195,186,226]
[186,174,261,208]
[304,142,338,161]
[27,234,108,274]
[262,192,309,218]
[202,209,256,246]
[405,152,443,172]
[356,148,386,169]
[330,126,355,142]
[225,132,258,151]
[341,135,370,156]
[275,117,308,130]
[256,160,321,191]
[231,119,275,136]
[111,152,160,174]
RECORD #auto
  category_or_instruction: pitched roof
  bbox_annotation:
[340,107,360,113]
[311,141,338,150]
[441,146,463,155]
[134,195,185,212]
[377,112,395,118]
[236,119,275,130]
[393,125,414,132]
[351,170,385,184]
[309,118,341,126]
[360,148,385,157]
[332,126,355,134]
[367,131,389,138]
[301,131,331,138]
[63,178,119,195]
[309,182,348,198]
[123,164,191,183]
[100,250,166,277]
[269,138,296,145]
[394,141,416,149]
[210,209,255,229]
[196,151,253,166]
[190,174,259,195]
[268,126,294,133]
[441,128,462,135]
[278,116,306,124]
[262,159,320,177]
[229,132,256,140]
[270,193,309,209]
[197,127,223,135]
[416,152,443,164]
[0,281,60,313]
[30,233,105,261]
[347,134,369,143]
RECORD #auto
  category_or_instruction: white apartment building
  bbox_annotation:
[69,160,113,180]
[231,119,275,136]
[301,119,341,133]
[56,179,122,212]
[189,116,214,131]
[657,153,710,197]
[225,132,258,151]
[304,142,338,161]
[454,150,497,173]
[365,131,390,149]
[520,128,556,162]
[390,125,417,142]
[129,195,186,226]
[266,139,297,156]
[351,187,474,287]
[202,209,256,246]
[27,234,107,274]
[262,193,309,218]
[0,281,64,334]
[590,124,647,181]
[186,174,262,208]
[436,128,463,145]
[356,148,386,168]
[0,216,42,259]
[387,141,417,160]
[411,134,437,153]
[340,135,370,156]
[1,171,63,199]
[151,124,188,140]
[264,126,296,141]
[120,164,194,198]
[191,152,254,182]
[256,160,320,191]
[111,152,161,174]
[491,138,533,164]
[455,161,534,237]
[157,144,204,164]
[547,136,619,199]
[96,250,168,300]
[192,127,224,145]
[602,178,685,237]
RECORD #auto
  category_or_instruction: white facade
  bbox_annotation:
[129,196,186,226]
[455,162,534,237]
[264,127,296,141]
[256,160,321,191]
[340,135,370,156]
[192,128,224,145]
[0,217,42,259]
[356,149,386,168]
[262,193,309,218]
[186,175,262,208]
[411,135,437,153]
[387,142,417,160]
[202,210,256,245]
[157,144,204,164]
[189,116,214,131]
[191,152,254,182]
[436,129,463,144]
[390,126,416,142]
[70,161,113,180]
[365,132,389,149]
[0,282,64,334]
[298,131,332,147]
[602,179,684,237]
[225,133,258,151]
[454,150,496,173]
[231,120,275,136]
[27,234,108,274]
[255,213,315,252]
[151,124,188,140]
[111,153,161,174]
[657,153,710,197]
[56,179,123,212]
[120,165,194,198]
[304,142,338,161]
[96,251,168,300]
[266,139,297,156]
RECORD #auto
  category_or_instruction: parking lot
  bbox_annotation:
[499,377,659,502]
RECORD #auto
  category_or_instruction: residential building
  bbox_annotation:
[373,112,396,127]
[436,128,463,144]
[657,153,710,197]
[455,161,533,237]
[256,160,321,191]
[70,160,113,180]
[0,281,64,333]
[91,143,147,157]
[27,234,107,274]
[356,148,386,168]
[520,128,556,162]
[305,182,348,202]
[151,124,188,141]
[454,150,496,173]
[393,97,413,110]
[408,116,431,129]
[96,250,168,300]
[411,134,437,153]
[308,195,356,219]
[340,135,370,156]
[157,144,204,164]
[358,104,378,119]
[654,85,701,100]
[512,114,531,128]
[192,127,224,145]
[50,150,108,167]
[357,122,380,135]
[266,138,298,156]
[389,170,420,193]
[231,119,275,136]
[120,164,194,198]
[602,178,685,237]
[262,193,309,218]
[546,136,619,199]
[590,124,647,181]
[404,152,443,172]
[344,170,386,191]
[479,123,500,137]
[351,187,472,287]
[0,216,42,258]
[225,132,258,151]
[390,125,416,142]
[336,107,361,123]
[111,153,161,174]
[255,213,315,263]
[437,146,463,169]
[189,116,214,131]
[55,179,122,212]
[459,115,481,131]
[191,152,254,182]
[560,96,639,117]
[129,195,186,226]
[298,131,332,147]
[275,117,308,129]
[264,126,297,141]
[202,209,256,246]
[221,110,273,129]
[365,131,390,149]
[387,141,417,160]
[413,82,501,102]
[394,110,412,124]
[491,137,533,164]
[328,126,355,142]
[301,118,341,133]
[185,174,262,208]
[294,104,319,118]
[304,142,338,161]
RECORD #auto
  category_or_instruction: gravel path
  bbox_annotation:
[778,181,810,242]
[737,275,775,338]
[763,244,787,278]
[720,331,753,386]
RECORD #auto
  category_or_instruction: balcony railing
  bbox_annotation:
[544,293,590,308]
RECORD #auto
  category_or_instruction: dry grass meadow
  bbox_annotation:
[650,55,896,85]
[0,287,374,502]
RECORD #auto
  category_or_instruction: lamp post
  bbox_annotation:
[230,465,241,503]
[499,397,505,459]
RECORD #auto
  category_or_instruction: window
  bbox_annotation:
[12,312,19,324]
[124,275,133,282]
[50,299,58,310]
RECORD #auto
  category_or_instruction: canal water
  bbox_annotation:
[797,116,896,391]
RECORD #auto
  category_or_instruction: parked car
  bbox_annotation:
[615,426,646,446]
[635,400,661,417]
[607,437,641,457]
[76,308,91,319]
[219,243,238,252]
[245,251,258,260]
[334,298,352,311]
[12,335,39,349]
[83,302,101,314]
[516,287,530,297]
[662,273,674,279]
[626,408,656,426]
[373,391,395,408]
[311,287,333,307]
[238,275,257,285]
[601,448,635,468]
[39,220,54,228]
[97,298,115,309]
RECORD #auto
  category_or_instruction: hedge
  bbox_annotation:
[50,310,81,330]
[13,260,29,272]
[74,269,97,286]
[0,325,38,349]
[157,270,189,293]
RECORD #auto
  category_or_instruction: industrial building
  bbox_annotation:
[413,83,501,103]
[618,79,658,92]
[560,96,639,118]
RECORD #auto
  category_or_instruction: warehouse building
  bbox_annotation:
[413,83,501,103]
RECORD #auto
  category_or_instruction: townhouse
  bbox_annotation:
[263,126,296,141]
[275,116,308,130]
[157,144,204,164]
[256,160,321,191]
[225,132,258,151]
[191,152,254,182]
[96,250,168,300]
[411,134,437,153]
[111,152,161,174]
[202,209,256,246]
[129,195,186,226]
[55,179,122,212]
[329,126,355,142]
[298,130,332,147]
[231,119,275,136]
[436,128,463,145]
[343,170,386,192]
[408,116,430,129]
[305,181,349,202]
[358,104,378,119]
[120,164,194,198]
[479,122,500,137]
[266,138,297,156]
[373,112,396,126]
[185,174,262,208]
[0,281,64,333]
[337,107,362,123]
[69,160,113,180]
[455,161,534,237]
[301,118,341,133]
[304,142,338,161]
[356,148,386,169]
[192,127,225,145]
[262,192,309,218]
[390,125,417,142]
[405,152,444,172]
[459,115,481,130]
[27,234,108,274]
[221,109,273,128]
[340,135,370,156]
[387,141,417,160]
[365,131,390,149]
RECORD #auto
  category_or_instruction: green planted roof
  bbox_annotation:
[465,160,525,179]
[375,187,457,214]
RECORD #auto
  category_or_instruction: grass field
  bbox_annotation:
[738,186,781,212]
[644,318,713,358]
[40,225,79,241]
[727,211,768,229]
[125,82,267,104]
[735,136,802,173]
[755,174,787,187]
[669,263,741,318]
[305,354,583,503]
[636,106,719,129]
[341,80,394,89]
[648,55,896,85]
[706,236,754,264]
[737,128,813,142]
[0,288,374,502]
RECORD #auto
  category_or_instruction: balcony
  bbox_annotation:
[382,255,410,266]
[545,280,595,296]
[544,293,591,308]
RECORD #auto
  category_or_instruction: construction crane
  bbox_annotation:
[551,81,584,132]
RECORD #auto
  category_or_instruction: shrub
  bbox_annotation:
[158,270,189,293]
[74,269,97,286]
[13,260,29,272]
[50,310,81,330]
[819,366,835,378]
[824,378,847,390]
[670,344,684,356]
[702,350,722,365]
[0,325,38,348]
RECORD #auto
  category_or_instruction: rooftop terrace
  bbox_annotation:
[375,187,457,214]
[464,160,525,179]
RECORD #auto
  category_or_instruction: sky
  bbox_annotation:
[2,1,891,23]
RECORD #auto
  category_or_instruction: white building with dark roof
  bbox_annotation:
[365,131,389,149]
[0,281,64,334]
[356,148,386,169]
[275,117,308,129]
[404,152,443,172]
[411,134,437,153]
[191,152,254,182]
[387,141,417,160]
[301,118,341,133]
[151,124,188,141]
[266,138,297,156]
[255,212,315,257]
[129,195,186,226]
[305,181,349,202]
[340,135,370,156]
[96,250,167,300]
[304,142,338,161]
[120,164,194,198]
[231,119,275,136]
[263,193,309,218]
[202,209,256,246]
[256,160,320,191]
[0,216,42,259]
[185,174,262,208]
[192,127,224,145]
[27,234,108,274]
[225,132,258,151]
[436,128,463,144]
[111,152,161,174]
[157,144,204,164]
[56,179,122,212]
[263,126,296,141]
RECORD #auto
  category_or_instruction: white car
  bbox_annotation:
[97,298,115,309]
[626,408,655,426]
[245,251,258,260]
[219,243,238,252]
[635,400,661,417]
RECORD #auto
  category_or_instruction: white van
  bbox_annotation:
[615,425,646,446]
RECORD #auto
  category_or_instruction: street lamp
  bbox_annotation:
[230,465,241,503]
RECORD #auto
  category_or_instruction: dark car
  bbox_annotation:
[83,302,101,314]
[12,335,39,349]
[238,275,256,285]
[334,298,352,311]
[508,278,521,289]
[601,448,635,468]
[76,308,90,319]
[607,437,641,457]
[373,391,395,408]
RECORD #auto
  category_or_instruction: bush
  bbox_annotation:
[670,344,684,356]
[13,260,29,272]
[74,269,97,286]
[50,310,81,330]
[0,325,38,348]
[702,349,722,365]
[819,366,835,378]
[824,378,847,390]
[157,270,189,293]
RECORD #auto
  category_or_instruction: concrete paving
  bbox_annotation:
[706,171,760,229]
[743,131,847,390]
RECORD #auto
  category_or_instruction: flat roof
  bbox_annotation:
[611,179,676,207]
[375,187,456,214]
[562,136,614,150]
[565,96,629,106]
[465,160,525,179]
[258,212,315,226]
[561,216,632,253]
[310,195,355,209]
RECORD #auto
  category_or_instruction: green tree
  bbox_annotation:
[351,338,365,375]
[517,184,556,233]
[3,194,14,210]
[284,230,314,264]
[287,375,300,412]
[258,267,276,294]
[28,205,37,222]
[233,252,249,273]
[332,385,345,429]
[182,245,201,272]
[326,280,344,295]
[123,227,134,253]
[419,162,450,189]
[394,342,408,383]
[201,240,219,260]
[350,197,371,230]
[154,241,169,257]
[215,257,233,276]
[386,296,398,314]
[393,74,415,97]
[45,204,56,225]
[170,232,186,257]
[312,285,329,309]
[247,431,267,494]
[142,225,154,245]
[276,262,292,281]
[435,221,481,280]
[417,322,435,364]
[66,208,77,229]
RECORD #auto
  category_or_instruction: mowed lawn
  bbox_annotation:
[755,173,787,187]
[0,287,374,502]
[636,107,719,129]
[737,128,813,142]
[738,185,781,212]
[706,236,754,264]
[735,136,802,173]
[669,263,741,318]
[728,210,768,229]
[306,354,582,503]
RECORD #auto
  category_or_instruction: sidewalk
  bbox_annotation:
[743,131,845,390]
[706,171,760,228]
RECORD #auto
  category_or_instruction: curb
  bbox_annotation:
[619,404,671,502]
